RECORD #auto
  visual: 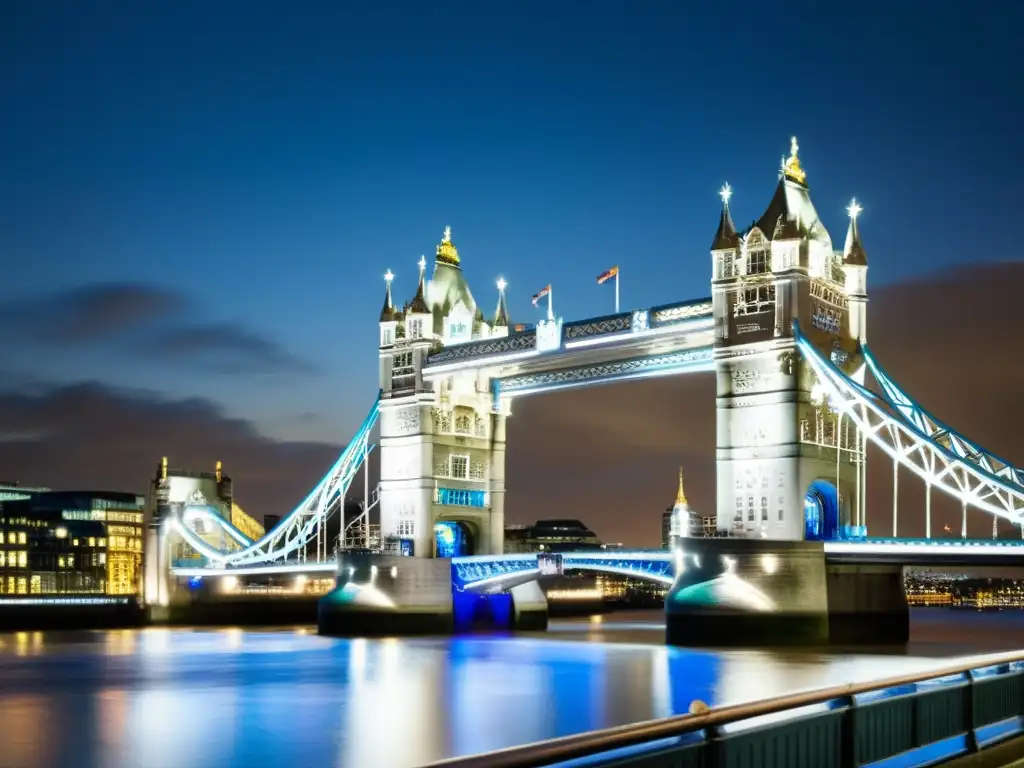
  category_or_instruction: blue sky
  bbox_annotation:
[1,2,1022,539]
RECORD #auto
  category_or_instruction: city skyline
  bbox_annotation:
[2,2,1022,545]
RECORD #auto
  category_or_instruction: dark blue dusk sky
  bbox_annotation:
[1,2,1022,540]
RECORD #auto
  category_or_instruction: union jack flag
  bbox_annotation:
[531,285,551,306]
[596,266,619,284]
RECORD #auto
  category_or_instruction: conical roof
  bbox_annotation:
[843,200,868,267]
[379,272,396,322]
[711,183,740,250]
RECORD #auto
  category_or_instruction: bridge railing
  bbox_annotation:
[424,651,1024,768]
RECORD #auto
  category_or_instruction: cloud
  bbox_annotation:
[0,382,341,524]
[507,262,1024,546]
[0,283,184,344]
[0,281,316,377]
[141,323,319,376]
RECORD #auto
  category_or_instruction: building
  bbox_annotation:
[0,482,49,503]
[0,490,145,596]
[504,519,602,553]
[148,458,265,563]
[662,468,717,548]
[377,228,512,558]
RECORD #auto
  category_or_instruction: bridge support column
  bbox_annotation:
[666,538,908,647]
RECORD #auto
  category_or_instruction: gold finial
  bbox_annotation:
[215,460,222,482]
[783,135,806,184]
[160,456,167,480]
[675,466,687,506]
[436,225,460,265]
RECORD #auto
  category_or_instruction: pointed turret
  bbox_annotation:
[493,276,510,336]
[409,256,430,314]
[843,198,868,267]
[379,269,399,346]
[669,465,695,542]
[711,182,740,250]
[380,269,396,321]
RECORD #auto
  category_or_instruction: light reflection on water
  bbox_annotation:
[0,613,1013,768]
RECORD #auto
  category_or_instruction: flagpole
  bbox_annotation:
[615,270,620,314]
[547,285,554,321]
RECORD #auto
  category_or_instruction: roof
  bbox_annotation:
[711,204,740,250]
[753,176,832,250]
[379,280,396,322]
[843,213,868,267]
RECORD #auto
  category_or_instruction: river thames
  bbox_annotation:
[1,609,1023,768]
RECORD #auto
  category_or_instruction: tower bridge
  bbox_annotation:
[147,138,1024,644]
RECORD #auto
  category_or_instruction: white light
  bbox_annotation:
[722,555,737,574]
[390,566,398,578]
[719,182,732,205]
[442,225,451,243]
[496,276,507,293]
[55,527,68,539]
[294,574,307,593]
[417,255,426,271]
[761,554,778,574]
[384,269,394,283]
[847,198,862,220]
[221,576,238,593]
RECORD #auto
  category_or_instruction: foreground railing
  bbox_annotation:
[426,651,1024,768]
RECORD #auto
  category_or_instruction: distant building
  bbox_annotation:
[0,489,145,596]
[664,468,716,548]
[0,482,49,503]
[505,519,602,553]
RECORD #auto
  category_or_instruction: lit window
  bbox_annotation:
[0,531,4,544]
[0,552,5,567]
[99,538,106,548]
[58,556,66,568]
[73,538,79,546]
[68,555,75,567]
[449,455,469,479]
[747,247,769,275]
[18,551,26,568]
[88,537,96,547]
[18,532,26,545]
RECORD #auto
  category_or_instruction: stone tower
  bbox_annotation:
[377,227,511,557]
[712,139,869,541]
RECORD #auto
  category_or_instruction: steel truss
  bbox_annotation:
[170,393,381,566]
[863,346,1024,489]
[794,327,1024,525]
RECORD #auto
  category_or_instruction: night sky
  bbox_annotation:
[1,2,1021,545]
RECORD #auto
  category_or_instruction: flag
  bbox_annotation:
[596,266,619,285]
[531,285,551,306]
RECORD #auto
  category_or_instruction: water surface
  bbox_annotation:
[0,609,1021,768]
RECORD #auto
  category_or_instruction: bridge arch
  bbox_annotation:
[804,479,840,541]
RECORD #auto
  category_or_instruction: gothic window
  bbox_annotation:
[392,352,413,374]
[454,409,473,435]
[718,253,737,280]
[469,460,487,481]
[747,496,755,522]
[407,318,423,339]
[474,417,487,438]
[760,496,769,521]
[380,327,394,346]
[735,284,775,316]
[432,409,452,434]
[449,320,468,338]
[747,247,769,275]
[734,496,743,522]
[397,520,415,537]
[449,455,469,479]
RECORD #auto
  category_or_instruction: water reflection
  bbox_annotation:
[0,613,1009,768]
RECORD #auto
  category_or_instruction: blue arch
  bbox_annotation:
[435,521,474,558]
[804,480,839,541]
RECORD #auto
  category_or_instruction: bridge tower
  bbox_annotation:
[712,139,869,541]
[377,228,511,557]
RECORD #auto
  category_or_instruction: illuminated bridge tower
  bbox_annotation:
[712,139,869,541]
[377,227,510,558]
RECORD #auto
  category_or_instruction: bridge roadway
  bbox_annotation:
[169,538,1024,582]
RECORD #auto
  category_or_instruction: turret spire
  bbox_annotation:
[783,135,807,185]
[675,466,688,506]
[409,257,429,314]
[379,269,396,321]
[493,276,510,328]
[711,182,740,250]
[843,198,868,266]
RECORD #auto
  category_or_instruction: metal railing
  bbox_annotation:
[424,651,1024,768]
